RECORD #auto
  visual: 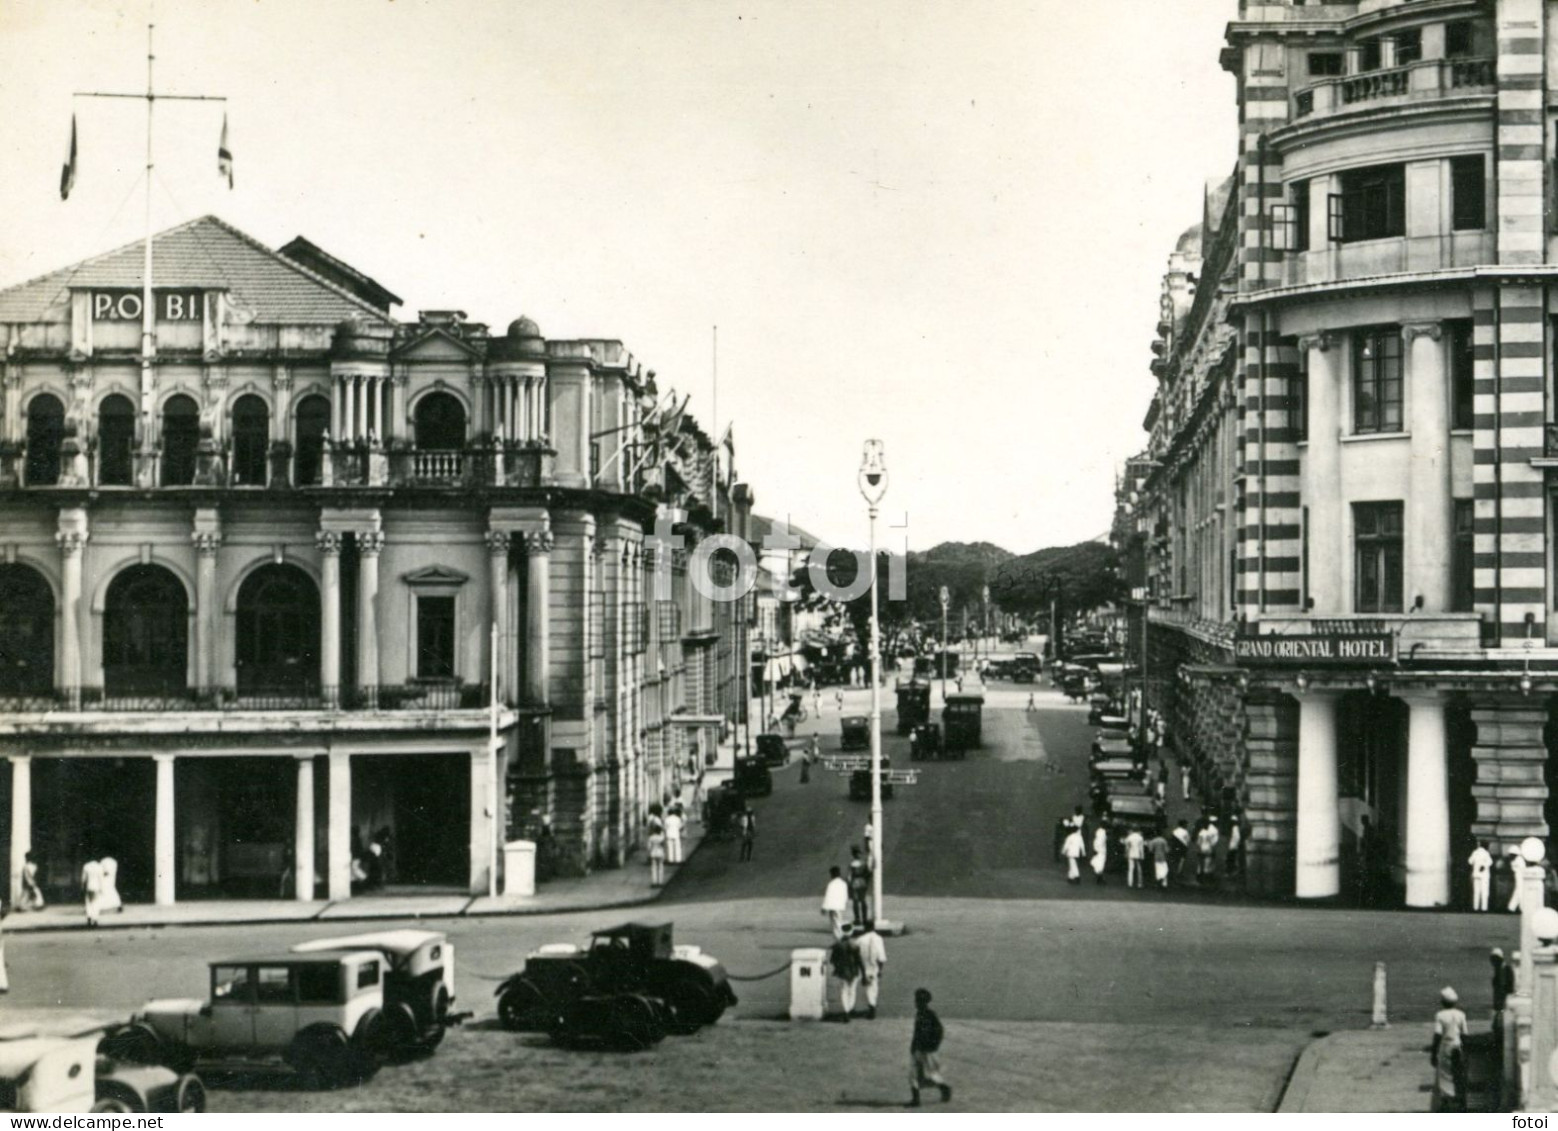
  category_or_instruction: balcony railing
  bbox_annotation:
[0,682,494,713]
[1291,56,1494,122]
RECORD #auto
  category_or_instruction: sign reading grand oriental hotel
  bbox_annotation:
[1233,622,1395,666]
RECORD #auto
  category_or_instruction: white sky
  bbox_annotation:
[0,0,1237,554]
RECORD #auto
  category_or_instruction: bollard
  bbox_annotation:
[1371,961,1389,1029]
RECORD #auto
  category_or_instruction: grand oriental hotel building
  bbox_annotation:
[1119,0,1558,907]
[0,216,750,907]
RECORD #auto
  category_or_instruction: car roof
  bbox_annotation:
[213,951,373,966]
[843,715,869,723]
[291,930,445,957]
[592,922,671,937]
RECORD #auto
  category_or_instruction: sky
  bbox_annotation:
[0,0,1237,555]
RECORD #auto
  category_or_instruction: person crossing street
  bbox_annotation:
[908,988,952,1107]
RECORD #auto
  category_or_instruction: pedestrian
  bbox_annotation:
[1026,693,1036,712]
[99,856,123,914]
[647,826,667,887]
[1492,947,1515,1013]
[848,846,871,926]
[813,687,822,718]
[737,805,756,862]
[829,929,863,1021]
[1124,826,1145,889]
[1468,840,1493,912]
[18,852,44,912]
[855,920,887,1019]
[664,807,684,864]
[822,866,850,938]
[1062,825,1086,883]
[864,819,875,866]
[1179,756,1191,802]
[1090,821,1109,885]
[1226,818,1243,879]
[1508,846,1526,912]
[80,856,103,927]
[1146,828,1171,888]
[1196,819,1220,882]
[647,804,665,835]
[908,988,952,1106]
[835,689,844,713]
[1430,986,1469,1112]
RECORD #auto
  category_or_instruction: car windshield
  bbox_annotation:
[212,965,253,1002]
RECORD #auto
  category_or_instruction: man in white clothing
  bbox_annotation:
[1508,848,1526,913]
[821,866,851,938]
[855,921,888,1019]
[664,809,684,864]
[80,857,104,927]
[1468,840,1493,912]
[1124,827,1146,889]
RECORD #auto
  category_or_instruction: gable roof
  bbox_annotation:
[0,215,396,326]
[278,235,402,312]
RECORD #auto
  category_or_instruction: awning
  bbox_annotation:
[765,656,793,681]
[669,713,725,728]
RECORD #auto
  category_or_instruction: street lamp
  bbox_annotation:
[859,440,895,934]
[939,585,950,702]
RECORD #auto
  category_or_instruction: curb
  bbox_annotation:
[1274,1032,1329,1113]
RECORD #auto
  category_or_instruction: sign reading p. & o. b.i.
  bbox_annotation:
[1233,634,1395,665]
[90,290,205,322]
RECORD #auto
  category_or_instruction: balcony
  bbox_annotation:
[1282,230,1494,288]
[0,682,496,714]
[1290,57,1493,124]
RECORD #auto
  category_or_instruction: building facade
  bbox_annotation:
[0,215,751,905]
[1121,0,1558,906]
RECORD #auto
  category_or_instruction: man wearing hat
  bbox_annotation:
[1431,986,1469,1111]
[855,920,887,1020]
[909,988,952,1107]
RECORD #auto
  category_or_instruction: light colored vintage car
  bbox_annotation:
[292,929,461,1055]
[113,951,389,1088]
[0,1019,205,1114]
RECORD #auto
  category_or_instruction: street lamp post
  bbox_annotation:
[859,440,895,934]
[939,586,950,702]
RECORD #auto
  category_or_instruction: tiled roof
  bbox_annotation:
[0,215,395,325]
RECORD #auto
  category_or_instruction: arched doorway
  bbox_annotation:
[414,392,466,450]
[160,395,199,486]
[294,395,330,486]
[104,565,188,697]
[230,395,269,486]
[98,395,136,486]
[0,565,53,695]
[235,565,320,695]
[25,393,64,486]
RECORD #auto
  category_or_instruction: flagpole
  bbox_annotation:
[141,13,156,448]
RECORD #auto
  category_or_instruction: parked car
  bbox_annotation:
[1091,730,1137,762]
[840,715,870,750]
[111,951,391,1088]
[755,733,789,767]
[733,756,773,797]
[2,1022,205,1115]
[291,929,463,1056]
[495,922,737,1047]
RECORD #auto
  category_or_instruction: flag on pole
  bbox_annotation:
[59,115,78,201]
[217,114,234,189]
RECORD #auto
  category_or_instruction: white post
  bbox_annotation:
[153,753,175,906]
[868,500,884,926]
[489,621,500,899]
[9,755,31,908]
[294,755,315,901]
[327,751,352,901]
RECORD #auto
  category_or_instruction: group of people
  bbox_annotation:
[820,843,875,937]
[646,801,690,886]
[348,827,395,896]
[1467,839,1557,913]
[1056,805,1248,889]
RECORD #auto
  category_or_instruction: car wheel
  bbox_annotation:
[659,975,717,1035]
[91,1085,144,1113]
[290,1025,354,1090]
[175,1075,208,1113]
[382,1001,421,1057]
[498,979,552,1032]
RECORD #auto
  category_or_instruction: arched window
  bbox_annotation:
[24,393,64,487]
[414,392,466,450]
[294,395,330,487]
[0,565,53,695]
[230,395,270,487]
[161,395,200,487]
[98,395,136,487]
[104,565,188,696]
[235,565,319,695]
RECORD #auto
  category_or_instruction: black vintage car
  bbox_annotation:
[495,923,738,1048]
[849,757,895,801]
[910,722,942,761]
[894,680,931,735]
[840,715,870,750]
[755,733,790,767]
[733,756,773,797]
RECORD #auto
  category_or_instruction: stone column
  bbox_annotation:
[294,754,316,901]
[356,532,383,702]
[1404,324,1450,611]
[1300,333,1341,612]
[56,526,87,703]
[1401,690,1451,907]
[9,755,30,907]
[318,532,342,704]
[328,751,352,901]
[390,374,407,445]
[1296,692,1341,898]
[342,376,356,442]
[524,531,553,705]
[486,531,511,704]
[192,531,221,691]
[153,753,175,905]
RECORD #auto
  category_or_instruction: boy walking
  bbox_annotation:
[909,988,952,1106]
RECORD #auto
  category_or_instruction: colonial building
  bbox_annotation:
[1121,0,1558,906]
[0,215,751,906]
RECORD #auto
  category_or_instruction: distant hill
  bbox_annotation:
[916,541,1014,566]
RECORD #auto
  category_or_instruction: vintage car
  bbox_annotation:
[840,715,870,750]
[1,1021,205,1115]
[909,722,942,761]
[942,693,984,755]
[755,733,790,767]
[292,929,462,1056]
[496,922,737,1047]
[1091,729,1136,761]
[113,951,390,1088]
[894,680,931,734]
[849,760,896,801]
[732,756,773,797]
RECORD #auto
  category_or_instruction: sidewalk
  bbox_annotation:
[1277,1025,1499,1113]
[3,820,709,936]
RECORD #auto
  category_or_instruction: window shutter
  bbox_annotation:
[1270,203,1294,251]
[1327,194,1345,242]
